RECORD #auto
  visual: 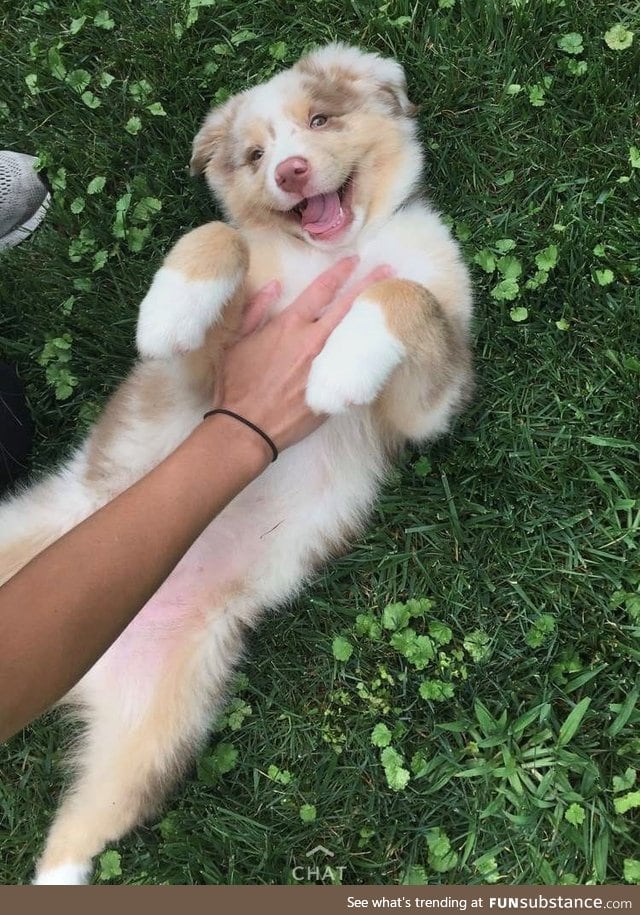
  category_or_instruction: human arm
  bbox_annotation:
[0,257,390,742]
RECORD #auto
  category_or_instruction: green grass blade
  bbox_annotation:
[557,697,591,747]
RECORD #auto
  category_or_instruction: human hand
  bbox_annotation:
[213,257,393,454]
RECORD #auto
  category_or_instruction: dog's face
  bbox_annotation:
[191,44,422,248]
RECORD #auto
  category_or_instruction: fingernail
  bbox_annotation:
[339,255,359,268]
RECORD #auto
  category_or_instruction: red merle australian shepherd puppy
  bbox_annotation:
[0,43,473,884]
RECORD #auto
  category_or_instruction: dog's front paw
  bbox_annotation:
[136,223,248,359]
[136,268,242,358]
[306,298,406,414]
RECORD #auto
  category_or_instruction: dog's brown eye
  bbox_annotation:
[248,148,264,164]
[309,114,328,129]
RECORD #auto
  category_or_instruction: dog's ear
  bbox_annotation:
[296,43,418,119]
[376,65,418,119]
[190,99,236,176]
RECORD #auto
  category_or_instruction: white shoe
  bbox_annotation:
[0,151,51,250]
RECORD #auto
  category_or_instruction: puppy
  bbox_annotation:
[0,43,473,884]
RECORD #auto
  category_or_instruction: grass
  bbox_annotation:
[1,0,639,887]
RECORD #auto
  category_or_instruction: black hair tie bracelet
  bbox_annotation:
[203,408,278,463]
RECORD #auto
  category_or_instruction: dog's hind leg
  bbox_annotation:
[0,466,99,587]
[33,611,246,885]
[33,710,195,885]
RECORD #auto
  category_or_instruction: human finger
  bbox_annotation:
[283,256,359,323]
[240,279,282,336]
[315,265,395,336]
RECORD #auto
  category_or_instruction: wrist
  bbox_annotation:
[204,407,278,464]
[198,410,272,476]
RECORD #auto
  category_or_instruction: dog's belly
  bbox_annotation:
[81,411,386,704]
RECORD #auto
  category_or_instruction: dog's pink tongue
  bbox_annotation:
[301,192,341,234]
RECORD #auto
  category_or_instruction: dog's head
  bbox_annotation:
[191,44,422,247]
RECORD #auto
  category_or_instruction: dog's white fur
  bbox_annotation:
[136,268,244,357]
[1,44,473,884]
[306,299,407,414]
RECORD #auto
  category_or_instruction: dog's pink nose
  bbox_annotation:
[275,157,310,194]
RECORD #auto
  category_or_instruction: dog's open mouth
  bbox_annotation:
[289,176,354,240]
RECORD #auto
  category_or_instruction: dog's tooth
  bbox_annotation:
[329,206,344,229]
